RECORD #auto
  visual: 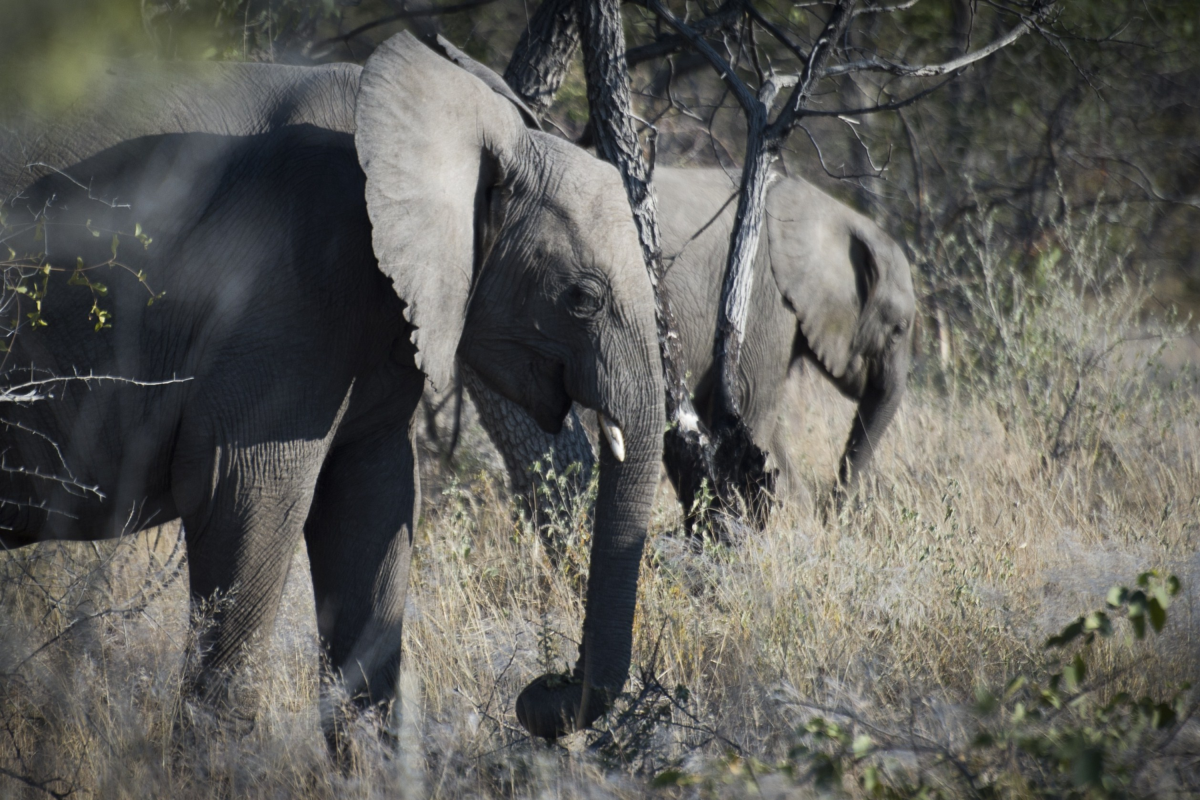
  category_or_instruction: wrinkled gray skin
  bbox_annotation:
[472,166,914,506]
[0,33,663,742]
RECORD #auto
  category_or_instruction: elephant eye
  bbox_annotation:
[564,282,605,318]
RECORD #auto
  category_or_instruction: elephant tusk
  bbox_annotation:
[597,412,626,462]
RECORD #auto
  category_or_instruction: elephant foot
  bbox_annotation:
[515,673,610,740]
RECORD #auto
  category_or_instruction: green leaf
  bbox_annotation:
[1130,614,1146,639]
[1167,575,1181,597]
[852,734,873,757]
[1046,617,1084,648]
[975,686,999,715]
[1084,611,1112,636]
[1106,586,1127,608]
[1003,675,1028,700]
[1148,598,1167,633]
[1063,653,1086,692]
[1153,582,1174,612]
[651,769,685,787]
[110,234,119,259]
[862,765,880,793]
[1128,591,1147,618]
[1153,702,1177,730]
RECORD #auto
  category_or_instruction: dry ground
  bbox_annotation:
[3,241,1200,797]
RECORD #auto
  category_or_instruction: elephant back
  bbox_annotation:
[1,60,361,201]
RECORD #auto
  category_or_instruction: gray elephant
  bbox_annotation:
[0,33,662,741]
[470,166,914,514]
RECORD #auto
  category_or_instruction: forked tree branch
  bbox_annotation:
[827,1,1059,77]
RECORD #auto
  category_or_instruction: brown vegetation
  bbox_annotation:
[3,204,1199,797]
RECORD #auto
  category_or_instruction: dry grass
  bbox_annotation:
[4,217,1200,797]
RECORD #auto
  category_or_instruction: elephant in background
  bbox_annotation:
[468,166,915,517]
[1,33,663,741]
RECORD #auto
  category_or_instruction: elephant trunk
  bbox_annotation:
[516,358,664,739]
[837,347,908,492]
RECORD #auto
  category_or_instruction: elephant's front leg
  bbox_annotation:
[176,436,333,712]
[302,383,422,752]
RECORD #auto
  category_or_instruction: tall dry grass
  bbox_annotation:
[3,206,1200,797]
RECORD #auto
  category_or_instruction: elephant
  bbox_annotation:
[0,33,663,742]
[468,165,914,517]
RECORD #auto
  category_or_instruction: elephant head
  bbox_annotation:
[765,178,915,492]
[356,34,664,738]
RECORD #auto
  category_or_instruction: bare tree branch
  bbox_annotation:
[0,766,75,800]
[826,2,1056,78]
[626,3,743,67]
[854,0,922,15]
[642,0,759,114]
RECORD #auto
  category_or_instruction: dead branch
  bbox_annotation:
[826,3,1058,77]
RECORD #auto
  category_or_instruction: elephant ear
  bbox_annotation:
[430,35,543,131]
[765,179,878,380]
[355,31,527,391]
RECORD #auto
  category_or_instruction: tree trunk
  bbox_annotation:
[460,365,595,532]
[576,0,742,533]
[504,0,581,117]
[711,112,773,427]
[481,0,782,534]
[701,114,777,528]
